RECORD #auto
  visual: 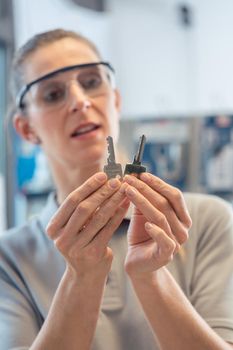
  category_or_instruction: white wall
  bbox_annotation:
[12,0,233,118]
[13,0,112,59]
[110,0,194,117]
[193,0,233,114]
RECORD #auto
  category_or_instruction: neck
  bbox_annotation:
[50,161,104,205]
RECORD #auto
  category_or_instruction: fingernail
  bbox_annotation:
[145,222,153,230]
[109,178,120,188]
[126,186,137,197]
[140,173,150,181]
[96,172,107,182]
[124,175,134,184]
[119,182,128,193]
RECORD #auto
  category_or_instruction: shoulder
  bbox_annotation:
[0,192,58,263]
[183,192,233,249]
[184,192,232,223]
[1,216,47,246]
[0,214,64,299]
[0,216,53,267]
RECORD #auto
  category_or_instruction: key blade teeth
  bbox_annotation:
[104,135,122,178]
[106,136,116,163]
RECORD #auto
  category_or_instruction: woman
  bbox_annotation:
[1,28,233,349]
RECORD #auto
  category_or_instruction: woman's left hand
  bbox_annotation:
[123,173,192,278]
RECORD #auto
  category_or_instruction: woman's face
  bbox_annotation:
[16,38,120,170]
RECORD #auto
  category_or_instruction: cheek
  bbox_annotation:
[28,109,58,137]
[30,119,63,152]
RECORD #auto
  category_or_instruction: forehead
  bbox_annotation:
[23,38,100,83]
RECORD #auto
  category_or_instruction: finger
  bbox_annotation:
[57,197,130,261]
[77,183,128,246]
[125,185,179,246]
[124,175,188,244]
[52,182,126,253]
[90,197,130,250]
[51,178,121,242]
[139,172,192,228]
[62,178,121,241]
[47,172,107,238]
[62,198,129,265]
[145,222,176,261]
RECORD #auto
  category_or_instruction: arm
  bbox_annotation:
[30,172,129,350]
[130,268,233,350]
[123,173,233,350]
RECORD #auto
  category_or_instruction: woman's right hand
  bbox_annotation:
[46,172,129,280]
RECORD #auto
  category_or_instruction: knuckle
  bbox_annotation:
[163,240,176,257]
[179,228,189,244]
[186,216,192,229]
[136,180,145,192]
[84,180,96,193]
[173,188,182,201]
[76,202,89,216]
[110,193,122,206]
[94,188,108,203]
[155,228,165,239]
[136,193,145,205]
[86,245,102,261]
[54,236,67,254]
[157,213,167,227]
[67,191,80,206]
[95,211,106,226]
[100,186,111,198]
[68,246,82,261]
[158,197,169,211]
[46,223,56,237]
[47,225,62,240]
[124,260,134,275]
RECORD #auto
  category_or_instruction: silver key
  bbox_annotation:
[103,136,123,179]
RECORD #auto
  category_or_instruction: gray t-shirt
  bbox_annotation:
[0,192,233,349]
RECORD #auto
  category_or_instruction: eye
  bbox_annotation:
[42,83,66,103]
[79,72,102,90]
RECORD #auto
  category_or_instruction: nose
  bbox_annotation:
[67,81,91,112]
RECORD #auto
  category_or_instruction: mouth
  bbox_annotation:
[70,123,101,138]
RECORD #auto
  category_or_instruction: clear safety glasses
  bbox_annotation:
[16,62,115,112]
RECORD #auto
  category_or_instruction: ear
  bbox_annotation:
[13,113,41,144]
[114,89,121,114]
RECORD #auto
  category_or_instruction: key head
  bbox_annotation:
[104,163,123,179]
[123,134,147,175]
[124,163,146,175]
[103,135,123,179]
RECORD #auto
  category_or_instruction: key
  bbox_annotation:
[103,136,123,179]
[124,134,147,175]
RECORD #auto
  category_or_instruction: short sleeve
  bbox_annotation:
[0,263,42,349]
[190,196,233,343]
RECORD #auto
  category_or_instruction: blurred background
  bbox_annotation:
[1,0,233,229]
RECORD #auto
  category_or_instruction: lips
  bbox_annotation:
[70,123,101,137]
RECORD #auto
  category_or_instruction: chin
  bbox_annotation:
[82,145,105,164]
